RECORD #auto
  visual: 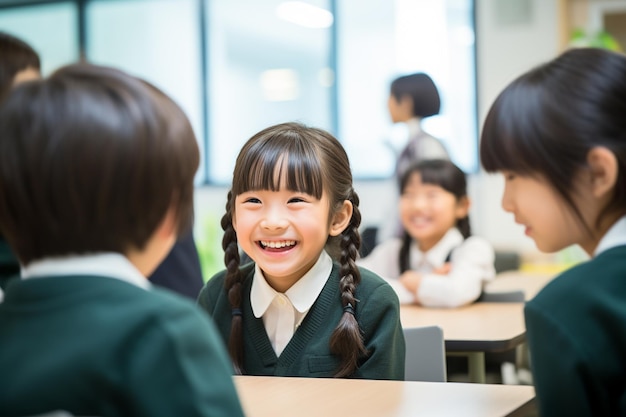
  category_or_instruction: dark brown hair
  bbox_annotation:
[398,159,470,273]
[222,122,365,377]
[390,72,441,118]
[0,31,40,99]
[0,63,199,264]
[480,47,626,229]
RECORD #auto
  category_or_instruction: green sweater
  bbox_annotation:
[0,275,244,417]
[525,245,626,416]
[198,263,405,380]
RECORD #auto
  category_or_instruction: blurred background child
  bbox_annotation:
[358,159,495,307]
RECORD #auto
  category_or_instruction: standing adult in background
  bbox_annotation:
[376,72,450,245]
[389,72,449,185]
[0,32,41,295]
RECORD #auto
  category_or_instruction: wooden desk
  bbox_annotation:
[485,271,555,301]
[234,375,536,417]
[401,302,526,383]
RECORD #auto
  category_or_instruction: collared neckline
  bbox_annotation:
[406,117,423,138]
[251,250,332,318]
[594,215,626,257]
[20,252,150,290]
[409,228,464,268]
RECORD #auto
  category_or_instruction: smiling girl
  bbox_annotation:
[358,159,495,307]
[198,122,405,380]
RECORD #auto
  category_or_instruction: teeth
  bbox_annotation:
[260,240,296,249]
[410,217,429,225]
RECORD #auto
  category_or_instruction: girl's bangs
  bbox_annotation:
[233,134,324,199]
[419,166,463,196]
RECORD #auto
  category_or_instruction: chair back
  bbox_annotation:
[477,290,525,303]
[403,325,447,382]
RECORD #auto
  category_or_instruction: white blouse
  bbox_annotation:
[357,228,495,308]
[250,250,332,356]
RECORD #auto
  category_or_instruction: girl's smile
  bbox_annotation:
[259,240,297,251]
[233,179,338,291]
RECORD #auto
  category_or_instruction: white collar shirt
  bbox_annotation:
[594,215,626,257]
[20,252,150,290]
[406,117,423,138]
[250,250,332,356]
[408,228,464,272]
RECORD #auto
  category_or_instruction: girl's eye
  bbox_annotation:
[288,196,307,203]
[244,197,261,204]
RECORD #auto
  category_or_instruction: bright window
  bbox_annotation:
[0,2,78,76]
[0,0,476,182]
[337,0,477,176]
[206,0,333,183]
[85,0,206,183]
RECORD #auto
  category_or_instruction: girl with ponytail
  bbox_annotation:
[358,159,495,308]
[198,122,405,379]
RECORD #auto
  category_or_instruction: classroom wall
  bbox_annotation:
[471,0,559,255]
[194,0,561,262]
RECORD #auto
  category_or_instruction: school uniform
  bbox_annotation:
[198,251,405,380]
[357,228,495,307]
[0,253,244,417]
[149,232,204,299]
[525,216,626,417]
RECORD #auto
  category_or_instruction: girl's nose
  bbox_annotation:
[260,208,289,230]
[409,195,427,209]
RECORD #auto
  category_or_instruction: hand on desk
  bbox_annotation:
[399,271,422,295]
[400,263,451,299]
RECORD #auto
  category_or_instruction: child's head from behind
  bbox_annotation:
[388,72,441,123]
[480,47,626,255]
[222,122,366,377]
[0,64,199,273]
[0,31,41,99]
[399,159,470,251]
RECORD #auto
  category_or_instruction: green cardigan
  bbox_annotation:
[0,275,244,417]
[198,262,405,380]
[525,245,626,416]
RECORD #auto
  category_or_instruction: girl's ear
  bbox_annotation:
[455,196,471,219]
[587,147,618,198]
[329,200,353,236]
